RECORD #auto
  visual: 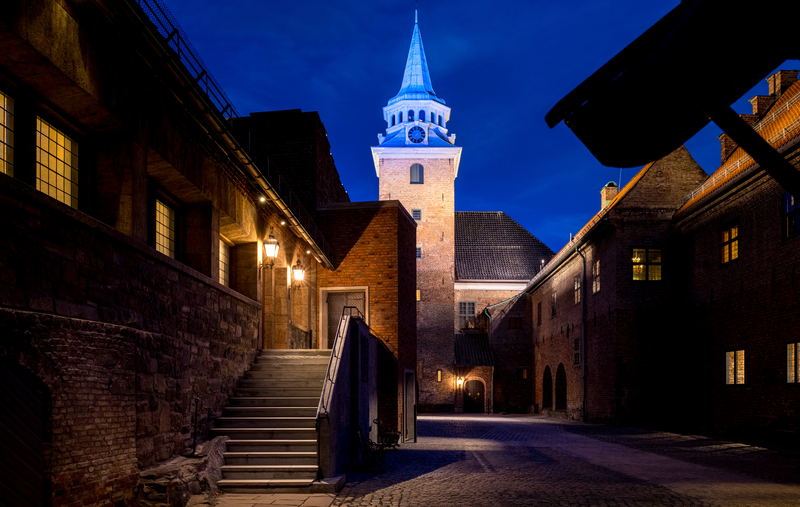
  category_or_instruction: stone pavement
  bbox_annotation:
[210,414,800,507]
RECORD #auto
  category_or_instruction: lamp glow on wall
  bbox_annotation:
[457,377,464,388]
[292,258,305,284]
[262,228,279,267]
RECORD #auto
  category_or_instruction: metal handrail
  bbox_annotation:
[316,306,364,418]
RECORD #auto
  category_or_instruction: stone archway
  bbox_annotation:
[464,379,486,413]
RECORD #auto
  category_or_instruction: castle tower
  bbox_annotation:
[372,11,462,411]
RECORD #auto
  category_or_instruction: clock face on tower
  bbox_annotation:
[408,126,426,144]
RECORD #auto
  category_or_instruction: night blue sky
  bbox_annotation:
[162,0,794,252]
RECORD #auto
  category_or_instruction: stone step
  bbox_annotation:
[245,366,328,376]
[211,427,317,440]
[221,465,318,480]
[258,349,331,357]
[225,439,317,453]
[233,387,322,397]
[227,397,319,407]
[253,360,330,368]
[217,478,315,494]
[215,417,317,429]
[223,452,317,466]
[239,378,324,388]
[223,406,317,417]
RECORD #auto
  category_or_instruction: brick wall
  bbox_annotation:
[379,157,455,411]
[317,201,417,431]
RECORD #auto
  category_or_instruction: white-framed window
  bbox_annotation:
[574,274,581,304]
[592,260,600,293]
[410,163,424,184]
[155,199,177,259]
[219,240,230,287]
[788,342,799,383]
[36,117,78,208]
[726,349,745,385]
[0,90,13,175]
[458,301,476,329]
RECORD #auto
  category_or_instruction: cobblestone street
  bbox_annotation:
[331,414,800,507]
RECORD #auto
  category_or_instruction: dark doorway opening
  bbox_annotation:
[542,365,553,409]
[464,380,484,413]
[555,363,567,410]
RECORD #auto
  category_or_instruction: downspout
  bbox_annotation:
[575,244,588,422]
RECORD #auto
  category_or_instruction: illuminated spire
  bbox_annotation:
[388,10,445,106]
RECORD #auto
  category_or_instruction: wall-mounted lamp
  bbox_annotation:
[456,377,464,388]
[292,258,305,283]
[262,228,279,268]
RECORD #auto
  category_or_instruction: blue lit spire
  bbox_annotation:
[388,10,445,106]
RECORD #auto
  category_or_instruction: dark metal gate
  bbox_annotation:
[327,291,365,348]
[464,380,485,413]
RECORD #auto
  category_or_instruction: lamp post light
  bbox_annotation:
[261,228,279,350]
[292,258,305,284]
[263,227,279,267]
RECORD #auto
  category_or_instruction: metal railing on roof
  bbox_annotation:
[133,0,333,262]
[683,92,800,204]
[135,0,240,119]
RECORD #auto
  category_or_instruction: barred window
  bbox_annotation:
[412,209,422,221]
[416,247,422,259]
[155,199,177,259]
[592,260,600,293]
[219,240,230,287]
[721,224,739,264]
[632,247,661,281]
[36,117,78,208]
[726,350,745,385]
[0,90,13,175]
[458,301,476,329]
[788,342,799,383]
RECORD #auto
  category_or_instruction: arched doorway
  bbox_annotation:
[0,360,49,507]
[542,366,553,409]
[555,363,567,410]
[464,380,485,413]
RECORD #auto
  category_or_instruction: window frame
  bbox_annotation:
[726,349,745,385]
[784,193,800,240]
[721,222,739,264]
[416,289,421,302]
[592,260,600,294]
[788,342,799,383]
[0,88,14,177]
[632,247,662,281]
[458,301,476,329]
[416,247,422,259]
[411,209,422,221]
[219,239,231,287]
[35,115,80,209]
[410,163,424,184]
[574,274,581,305]
[508,317,522,329]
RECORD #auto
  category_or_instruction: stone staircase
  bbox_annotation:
[211,349,331,493]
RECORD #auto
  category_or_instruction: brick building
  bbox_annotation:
[372,13,553,414]
[529,71,800,434]
[0,0,414,504]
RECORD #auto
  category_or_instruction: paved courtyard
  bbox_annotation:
[213,414,800,507]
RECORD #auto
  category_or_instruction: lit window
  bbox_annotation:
[726,350,745,385]
[721,224,739,264]
[592,260,600,293]
[632,248,661,281]
[36,117,78,208]
[408,110,414,122]
[416,289,421,301]
[784,193,799,240]
[788,342,799,383]
[412,209,422,221]
[518,368,528,380]
[219,240,230,287]
[436,369,442,383]
[458,301,476,329]
[416,247,422,259]
[0,90,13,176]
[551,291,557,317]
[155,199,177,259]
[410,163,424,184]
[420,110,426,122]
[509,317,522,329]
[574,274,581,304]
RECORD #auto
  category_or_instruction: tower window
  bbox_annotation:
[410,163,424,184]
[438,115,443,126]
[412,209,421,221]
[399,112,403,123]
[391,115,396,126]
[420,110,426,122]
[416,247,422,259]
[408,110,414,122]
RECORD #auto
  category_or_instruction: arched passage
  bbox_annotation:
[0,359,49,507]
[555,363,567,410]
[542,365,553,409]
[464,379,485,413]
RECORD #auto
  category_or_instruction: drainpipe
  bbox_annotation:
[575,245,588,422]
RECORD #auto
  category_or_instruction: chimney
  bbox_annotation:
[750,95,773,116]
[600,181,618,210]
[767,70,799,97]
[719,115,758,163]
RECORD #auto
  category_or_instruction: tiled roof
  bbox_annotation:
[677,80,800,217]
[455,211,555,281]
[454,332,494,366]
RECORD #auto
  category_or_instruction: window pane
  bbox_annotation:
[726,351,734,385]
[36,117,78,208]
[219,240,230,287]
[648,265,662,281]
[736,350,745,385]
[632,264,646,280]
[731,225,738,239]
[632,248,646,263]
[788,343,796,384]
[722,229,729,242]
[648,249,662,263]
[0,90,13,176]
[155,199,176,258]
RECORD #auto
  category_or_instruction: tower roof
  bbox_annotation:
[388,11,445,106]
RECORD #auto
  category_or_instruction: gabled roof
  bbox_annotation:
[388,11,445,107]
[676,80,800,217]
[455,332,494,366]
[455,212,554,281]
